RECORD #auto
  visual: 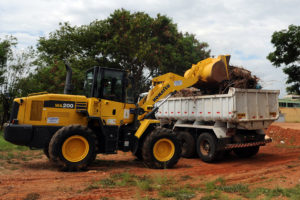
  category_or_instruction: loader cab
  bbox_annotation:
[84,67,134,103]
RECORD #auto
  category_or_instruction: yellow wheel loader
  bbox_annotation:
[4,55,230,171]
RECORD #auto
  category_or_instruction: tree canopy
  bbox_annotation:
[267,25,300,94]
[27,9,210,97]
[0,9,211,127]
[0,36,16,87]
[0,36,34,127]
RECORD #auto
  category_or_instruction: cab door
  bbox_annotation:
[85,67,136,126]
[98,68,126,126]
[96,68,134,125]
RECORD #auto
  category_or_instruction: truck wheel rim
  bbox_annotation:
[200,140,210,156]
[62,135,89,162]
[153,138,175,162]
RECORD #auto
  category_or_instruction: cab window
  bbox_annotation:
[102,70,123,102]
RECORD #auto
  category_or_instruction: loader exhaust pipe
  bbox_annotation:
[63,61,73,94]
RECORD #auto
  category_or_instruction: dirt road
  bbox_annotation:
[0,122,299,199]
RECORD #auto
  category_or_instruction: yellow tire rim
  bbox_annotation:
[62,135,89,162]
[153,138,175,162]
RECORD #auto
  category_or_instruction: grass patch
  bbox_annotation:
[205,177,249,194]
[111,172,138,186]
[0,131,43,166]
[180,175,192,181]
[135,176,153,191]
[153,174,172,185]
[100,178,116,187]
[85,172,195,199]
[245,184,300,199]
[204,177,300,200]
[84,174,300,200]
[0,150,40,162]
[85,178,116,191]
[0,151,16,160]
[217,184,249,194]
[85,172,153,191]
[111,172,154,190]
[159,186,195,200]
[201,191,224,200]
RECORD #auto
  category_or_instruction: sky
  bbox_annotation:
[1,0,299,97]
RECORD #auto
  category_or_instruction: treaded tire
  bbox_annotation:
[131,137,143,161]
[196,132,220,163]
[142,128,181,169]
[176,131,195,158]
[49,125,98,171]
[43,146,50,159]
[133,147,143,161]
[233,146,260,158]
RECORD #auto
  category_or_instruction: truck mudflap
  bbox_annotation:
[224,138,272,150]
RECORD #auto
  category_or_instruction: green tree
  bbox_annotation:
[0,36,16,127]
[267,25,300,94]
[0,37,34,127]
[29,9,210,98]
[0,36,16,85]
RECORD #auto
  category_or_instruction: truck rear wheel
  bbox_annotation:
[142,128,181,169]
[49,125,97,171]
[197,132,220,163]
[176,131,195,158]
[233,146,260,158]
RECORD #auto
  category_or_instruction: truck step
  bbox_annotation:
[224,138,272,149]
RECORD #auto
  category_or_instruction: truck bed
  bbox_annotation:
[155,88,280,129]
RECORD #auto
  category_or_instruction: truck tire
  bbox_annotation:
[176,131,196,158]
[196,132,220,163]
[233,146,260,158]
[142,128,181,169]
[49,125,97,171]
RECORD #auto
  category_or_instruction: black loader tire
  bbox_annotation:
[43,146,50,159]
[176,131,196,158]
[49,125,98,171]
[196,132,220,163]
[133,147,143,161]
[131,137,143,161]
[142,127,181,169]
[233,146,260,158]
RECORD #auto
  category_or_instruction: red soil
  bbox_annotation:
[0,122,299,199]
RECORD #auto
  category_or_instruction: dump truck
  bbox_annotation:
[155,87,279,161]
[4,55,230,171]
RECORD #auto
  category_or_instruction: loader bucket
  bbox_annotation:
[184,55,230,83]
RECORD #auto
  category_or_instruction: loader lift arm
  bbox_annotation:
[137,55,230,120]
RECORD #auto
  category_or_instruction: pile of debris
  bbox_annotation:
[173,87,202,97]
[217,65,260,93]
[175,65,259,97]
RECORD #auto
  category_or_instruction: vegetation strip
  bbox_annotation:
[83,172,300,200]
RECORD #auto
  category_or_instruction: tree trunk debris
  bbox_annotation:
[174,65,259,97]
